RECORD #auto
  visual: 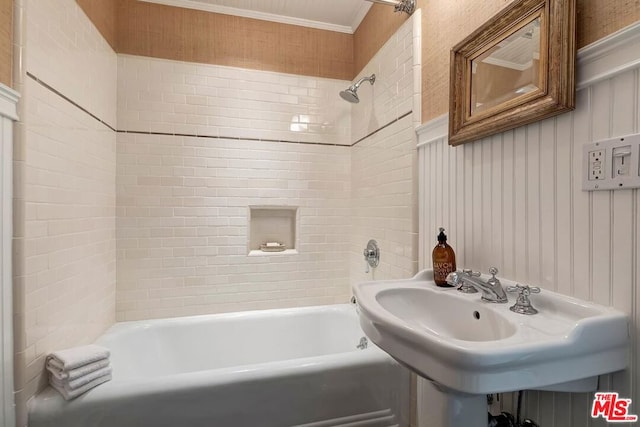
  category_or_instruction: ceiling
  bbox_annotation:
[140,0,373,34]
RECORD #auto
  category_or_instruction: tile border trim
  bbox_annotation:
[27,72,411,148]
[351,111,413,147]
[26,72,116,131]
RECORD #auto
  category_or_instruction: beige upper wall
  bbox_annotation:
[75,0,403,83]
[0,0,12,87]
[577,0,640,47]
[421,0,640,122]
[353,3,408,75]
[115,0,354,81]
[76,0,118,49]
[74,0,408,82]
[73,0,640,120]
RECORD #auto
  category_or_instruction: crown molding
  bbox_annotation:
[139,0,356,34]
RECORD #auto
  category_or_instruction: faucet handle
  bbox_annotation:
[506,284,540,315]
[462,269,481,277]
[506,284,540,295]
[487,267,500,286]
[457,269,479,294]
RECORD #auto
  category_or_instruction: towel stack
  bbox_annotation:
[46,344,112,400]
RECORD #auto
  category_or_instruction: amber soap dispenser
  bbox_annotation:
[432,228,456,287]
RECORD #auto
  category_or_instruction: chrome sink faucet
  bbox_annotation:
[446,267,508,303]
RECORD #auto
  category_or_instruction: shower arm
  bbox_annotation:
[365,0,415,15]
[352,75,376,90]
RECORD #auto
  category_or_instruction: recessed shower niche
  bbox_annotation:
[248,207,298,256]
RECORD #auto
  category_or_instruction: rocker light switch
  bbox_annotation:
[612,146,632,177]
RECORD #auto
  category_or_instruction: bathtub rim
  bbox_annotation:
[102,302,359,336]
[29,302,401,423]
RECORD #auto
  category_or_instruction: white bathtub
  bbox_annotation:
[29,304,410,427]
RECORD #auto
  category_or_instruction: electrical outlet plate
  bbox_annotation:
[583,134,640,191]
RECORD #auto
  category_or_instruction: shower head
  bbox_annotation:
[339,74,376,104]
[365,0,415,15]
[339,88,359,103]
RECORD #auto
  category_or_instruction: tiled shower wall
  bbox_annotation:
[116,12,422,321]
[350,16,416,144]
[11,2,421,421]
[350,14,420,287]
[418,27,640,426]
[116,134,351,321]
[117,55,351,145]
[12,0,117,423]
[116,58,352,321]
[351,115,417,283]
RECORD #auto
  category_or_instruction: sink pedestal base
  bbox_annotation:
[417,378,487,427]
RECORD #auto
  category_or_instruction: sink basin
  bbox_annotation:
[377,288,516,342]
[354,269,630,394]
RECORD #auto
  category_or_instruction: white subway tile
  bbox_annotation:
[117,56,351,145]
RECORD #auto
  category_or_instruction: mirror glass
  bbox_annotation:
[470,17,541,115]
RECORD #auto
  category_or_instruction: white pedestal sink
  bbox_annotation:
[353,269,630,427]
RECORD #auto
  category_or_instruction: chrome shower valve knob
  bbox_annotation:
[363,240,380,273]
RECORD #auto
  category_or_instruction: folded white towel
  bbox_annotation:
[50,373,112,401]
[46,345,110,371]
[47,358,110,381]
[50,366,112,390]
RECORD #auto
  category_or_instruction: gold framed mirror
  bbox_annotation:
[448,0,576,146]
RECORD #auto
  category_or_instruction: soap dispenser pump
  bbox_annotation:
[432,228,456,287]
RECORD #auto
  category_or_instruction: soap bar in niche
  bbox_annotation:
[260,242,286,252]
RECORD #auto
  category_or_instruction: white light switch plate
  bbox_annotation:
[582,134,640,191]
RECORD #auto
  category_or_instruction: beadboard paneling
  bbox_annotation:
[418,64,639,427]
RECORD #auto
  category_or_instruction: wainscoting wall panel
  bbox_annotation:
[0,82,18,427]
[417,23,640,426]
